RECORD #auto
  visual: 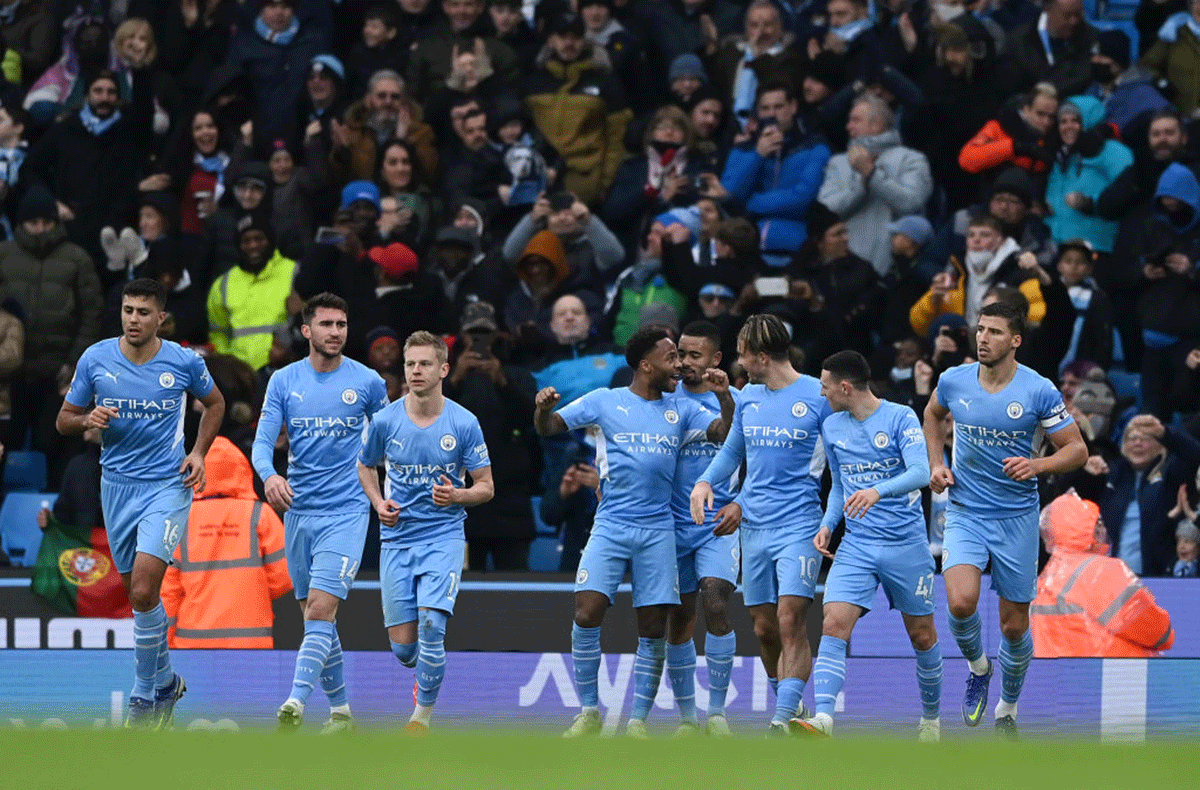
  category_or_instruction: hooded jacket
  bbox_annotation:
[329,97,439,190]
[1141,17,1200,116]
[524,44,633,207]
[206,247,296,370]
[1045,96,1134,252]
[0,222,100,378]
[1032,493,1174,657]
[161,436,291,649]
[406,15,520,102]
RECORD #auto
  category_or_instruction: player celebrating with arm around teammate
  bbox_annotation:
[536,327,733,739]
[358,331,494,733]
[923,301,1086,739]
[689,314,830,736]
[252,293,389,733]
[57,278,225,729]
[793,351,942,741]
[664,321,741,737]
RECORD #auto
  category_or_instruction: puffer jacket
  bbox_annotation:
[329,98,439,189]
[0,307,22,416]
[524,45,632,207]
[0,223,100,378]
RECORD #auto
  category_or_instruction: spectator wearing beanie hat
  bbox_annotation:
[668,53,708,106]
[580,0,644,112]
[207,211,297,369]
[295,53,349,148]
[0,182,100,472]
[1088,28,1170,142]
[351,241,450,362]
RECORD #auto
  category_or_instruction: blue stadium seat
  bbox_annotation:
[1098,0,1139,21]
[530,496,559,536]
[1108,369,1142,407]
[0,492,57,567]
[3,450,47,492]
[528,536,563,572]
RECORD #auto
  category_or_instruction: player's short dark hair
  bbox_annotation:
[625,326,671,369]
[302,292,348,324]
[738,314,791,360]
[983,285,1030,319]
[680,320,721,349]
[979,300,1025,336]
[822,350,871,390]
[122,277,166,310]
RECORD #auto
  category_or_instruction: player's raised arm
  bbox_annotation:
[534,386,568,436]
[703,367,735,443]
[923,387,954,493]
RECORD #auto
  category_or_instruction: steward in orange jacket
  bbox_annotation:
[1032,492,1175,658]
[958,87,1058,177]
[161,436,291,648]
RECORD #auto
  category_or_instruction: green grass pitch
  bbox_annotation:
[2,730,1188,790]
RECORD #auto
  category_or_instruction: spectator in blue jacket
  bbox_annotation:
[718,80,830,266]
[1045,95,1134,253]
[225,0,325,150]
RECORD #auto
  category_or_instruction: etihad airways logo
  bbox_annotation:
[98,397,179,412]
[612,432,679,446]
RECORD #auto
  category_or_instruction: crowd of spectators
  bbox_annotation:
[0,0,1198,575]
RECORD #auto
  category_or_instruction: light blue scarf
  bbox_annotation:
[255,15,300,46]
[1157,12,1200,43]
[80,104,121,136]
[830,17,873,44]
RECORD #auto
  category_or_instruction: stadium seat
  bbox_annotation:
[530,496,559,536]
[3,450,47,492]
[1108,369,1142,408]
[528,536,563,572]
[0,492,57,567]
[1098,0,1139,21]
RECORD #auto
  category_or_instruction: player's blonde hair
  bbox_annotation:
[403,330,448,364]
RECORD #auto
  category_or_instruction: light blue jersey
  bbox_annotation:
[936,363,1073,515]
[359,397,490,546]
[556,387,714,530]
[65,338,214,480]
[251,358,389,515]
[698,376,829,534]
[821,401,928,544]
[669,387,740,529]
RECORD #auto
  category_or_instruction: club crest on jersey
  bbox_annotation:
[576,568,589,585]
[58,547,110,587]
[873,431,889,448]
[664,409,679,424]
[158,372,175,388]
[440,434,457,452]
[1007,401,1024,419]
[342,388,358,405]
[791,402,808,418]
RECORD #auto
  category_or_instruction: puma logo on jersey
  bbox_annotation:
[747,403,761,412]
[290,391,305,402]
[958,398,971,410]
[389,439,406,451]
[616,405,630,416]
[102,371,119,383]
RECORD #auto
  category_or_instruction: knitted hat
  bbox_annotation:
[16,184,59,224]
[1093,28,1131,69]
[806,201,842,241]
[365,325,400,353]
[638,302,679,334]
[461,301,498,332]
[236,210,275,245]
[519,230,569,282]
[369,242,419,278]
[669,54,707,84]
[310,54,345,81]
[887,215,933,247]
[990,167,1035,207]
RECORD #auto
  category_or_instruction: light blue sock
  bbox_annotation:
[153,603,173,689]
[666,640,697,724]
[321,627,348,708]
[571,624,602,708]
[769,676,779,697]
[705,631,736,717]
[915,643,943,719]
[391,639,418,668]
[947,612,985,663]
[629,636,667,721]
[289,619,335,703]
[132,605,165,700]
[813,635,848,718]
[998,630,1033,704]
[773,678,805,724]
[415,610,448,707]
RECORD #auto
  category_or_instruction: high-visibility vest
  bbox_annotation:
[161,438,291,648]
[206,250,296,369]
[1031,552,1175,658]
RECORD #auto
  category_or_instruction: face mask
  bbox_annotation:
[1091,61,1117,84]
[966,249,994,269]
[933,2,964,22]
[891,366,913,381]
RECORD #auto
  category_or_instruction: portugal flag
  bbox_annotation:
[32,514,131,617]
